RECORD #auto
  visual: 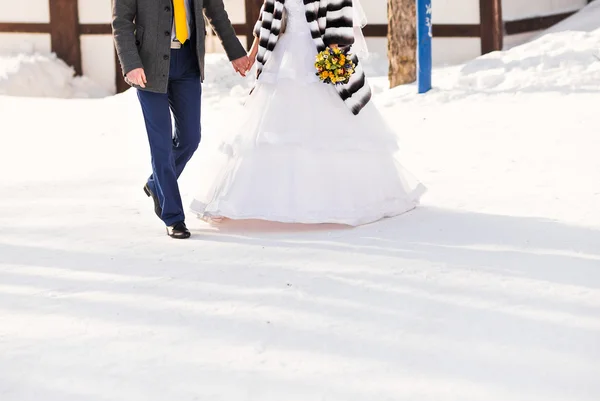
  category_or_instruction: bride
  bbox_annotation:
[190,0,426,226]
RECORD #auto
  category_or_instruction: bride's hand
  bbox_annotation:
[247,39,259,71]
[247,48,258,70]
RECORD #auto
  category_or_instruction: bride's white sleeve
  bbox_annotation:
[352,0,370,59]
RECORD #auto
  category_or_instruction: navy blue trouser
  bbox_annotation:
[137,43,201,226]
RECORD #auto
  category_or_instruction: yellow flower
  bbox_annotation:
[326,62,331,69]
[320,71,329,79]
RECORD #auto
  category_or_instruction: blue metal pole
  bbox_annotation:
[417,0,432,93]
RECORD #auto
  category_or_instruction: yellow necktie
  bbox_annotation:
[173,0,188,44]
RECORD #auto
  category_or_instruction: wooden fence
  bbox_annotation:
[0,0,594,93]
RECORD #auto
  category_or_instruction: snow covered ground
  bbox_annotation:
[1,4,600,401]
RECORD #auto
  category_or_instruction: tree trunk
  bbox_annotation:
[388,0,417,88]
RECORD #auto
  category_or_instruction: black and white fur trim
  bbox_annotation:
[253,0,372,115]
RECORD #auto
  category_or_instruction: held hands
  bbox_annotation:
[128,55,252,85]
[128,58,250,84]
[126,68,147,88]
[233,38,260,77]
[231,55,252,77]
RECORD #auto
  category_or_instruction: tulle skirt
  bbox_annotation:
[190,29,426,226]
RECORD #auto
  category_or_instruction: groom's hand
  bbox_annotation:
[126,68,147,88]
[231,55,251,77]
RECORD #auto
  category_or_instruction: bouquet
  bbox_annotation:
[315,47,355,85]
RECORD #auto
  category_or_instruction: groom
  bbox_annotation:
[112,0,250,239]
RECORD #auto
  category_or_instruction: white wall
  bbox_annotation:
[78,0,112,24]
[223,0,246,23]
[361,0,482,66]
[78,0,115,93]
[431,0,481,24]
[503,0,587,20]
[363,0,480,24]
[501,0,588,53]
[80,35,116,93]
[0,34,51,53]
[0,0,49,23]
[0,0,51,53]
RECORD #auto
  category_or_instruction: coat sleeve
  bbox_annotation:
[112,0,144,75]
[204,0,247,61]
[324,0,355,47]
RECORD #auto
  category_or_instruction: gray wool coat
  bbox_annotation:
[112,0,247,93]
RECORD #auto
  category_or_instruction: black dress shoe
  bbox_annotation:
[143,183,162,219]
[166,221,191,239]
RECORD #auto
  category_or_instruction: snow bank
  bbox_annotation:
[441,29,600,93]
[0,52,110,98]
[448,2,600,93]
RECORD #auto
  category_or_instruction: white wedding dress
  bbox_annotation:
[190,0,426,226]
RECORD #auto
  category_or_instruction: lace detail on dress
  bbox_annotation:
[284,0,310,35]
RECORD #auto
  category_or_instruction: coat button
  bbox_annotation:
[164,31,170,37]
[163,55,169,60]
[164,6,170,12]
